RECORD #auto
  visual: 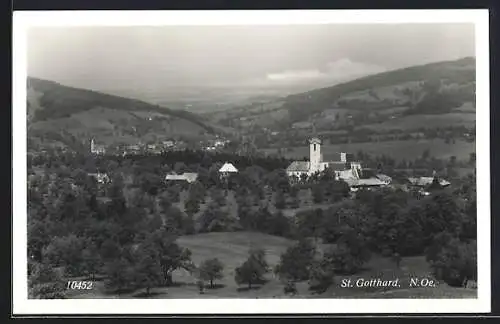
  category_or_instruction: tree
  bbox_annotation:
[132,240,163,296]
[42,234,87,277]
[184,197,200,216]
[312,185,324,204]
[275,239,316,282]
[324,180,350,202]
[274,190,286,210]
[296,209,324,243]
[428,238,477,287]
[283,281,297,295]
[163,206,186,235]
[199,258,224,288]
[28,261,66,299]
[234,248,269,289]
[81,242,102,281]
[425,231,456,264]
[146,229,193,286]
[469,152,476,165]
[103,256,137,294]
[198,203,236,233]
[211,188,227,206]
[27,218,52,262]
[422,149,431,160]
[267,211,292,238]
[324,242,370,275]
[308,258,335,294]
[421,192,464,243]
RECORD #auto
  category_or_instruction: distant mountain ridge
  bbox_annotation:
[209,57,476,133]
[27,77,220,150]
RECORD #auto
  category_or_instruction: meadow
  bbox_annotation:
[263,139,475,161]
[359,113,475,131]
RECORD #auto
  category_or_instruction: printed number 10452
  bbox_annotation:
[66,281,93,290]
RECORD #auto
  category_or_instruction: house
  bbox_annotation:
[344,178,387,188]
[125,144,141,154]
[88,172,110,184]
[214,140,225,147]
[375,174,392,185]
[90,139,106,155]
[219,162,238,175]
[165,172,198,183]
[163,140,174,148]
[407,176,450,188]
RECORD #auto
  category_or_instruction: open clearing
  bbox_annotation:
[66,232,476,299]
[263,139,475,161]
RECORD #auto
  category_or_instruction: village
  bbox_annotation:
[89,136,231,156]
[85,135,452,201]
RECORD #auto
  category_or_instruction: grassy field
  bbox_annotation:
[66,232,477,299]
[263,139,475,161]
[360,113,475,131]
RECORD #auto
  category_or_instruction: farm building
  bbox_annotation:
[407,176,451,188]
[165,172,199,183]
[219,162,238,175]
[88,172,110,184]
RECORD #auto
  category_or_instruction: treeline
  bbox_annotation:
[29,149,291,175]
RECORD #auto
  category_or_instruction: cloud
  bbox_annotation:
[265,58,387,84]
[266,69,324,81]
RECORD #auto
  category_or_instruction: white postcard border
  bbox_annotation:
[12,9,490,315]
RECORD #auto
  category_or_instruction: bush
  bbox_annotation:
[275,239,316,282]
[308,259,335,294]
[324,243,370,275]
[28,262,66,299]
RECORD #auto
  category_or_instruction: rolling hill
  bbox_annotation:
[26,77,221,150]
[210,57,476,133]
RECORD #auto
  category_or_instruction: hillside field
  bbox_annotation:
[65,232,477,299]
[263,139,475,161]
[359,112,475,131]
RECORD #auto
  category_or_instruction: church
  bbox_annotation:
[90,138,106,155]
[286,137,363,181]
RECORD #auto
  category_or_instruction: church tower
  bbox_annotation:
[309,137,322,173]
[90,138,96,154]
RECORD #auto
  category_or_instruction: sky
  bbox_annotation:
[27,24,475,100]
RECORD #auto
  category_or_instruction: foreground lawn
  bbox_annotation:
[65,232,477,299]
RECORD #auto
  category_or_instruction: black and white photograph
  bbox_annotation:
[12,10,490,314]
